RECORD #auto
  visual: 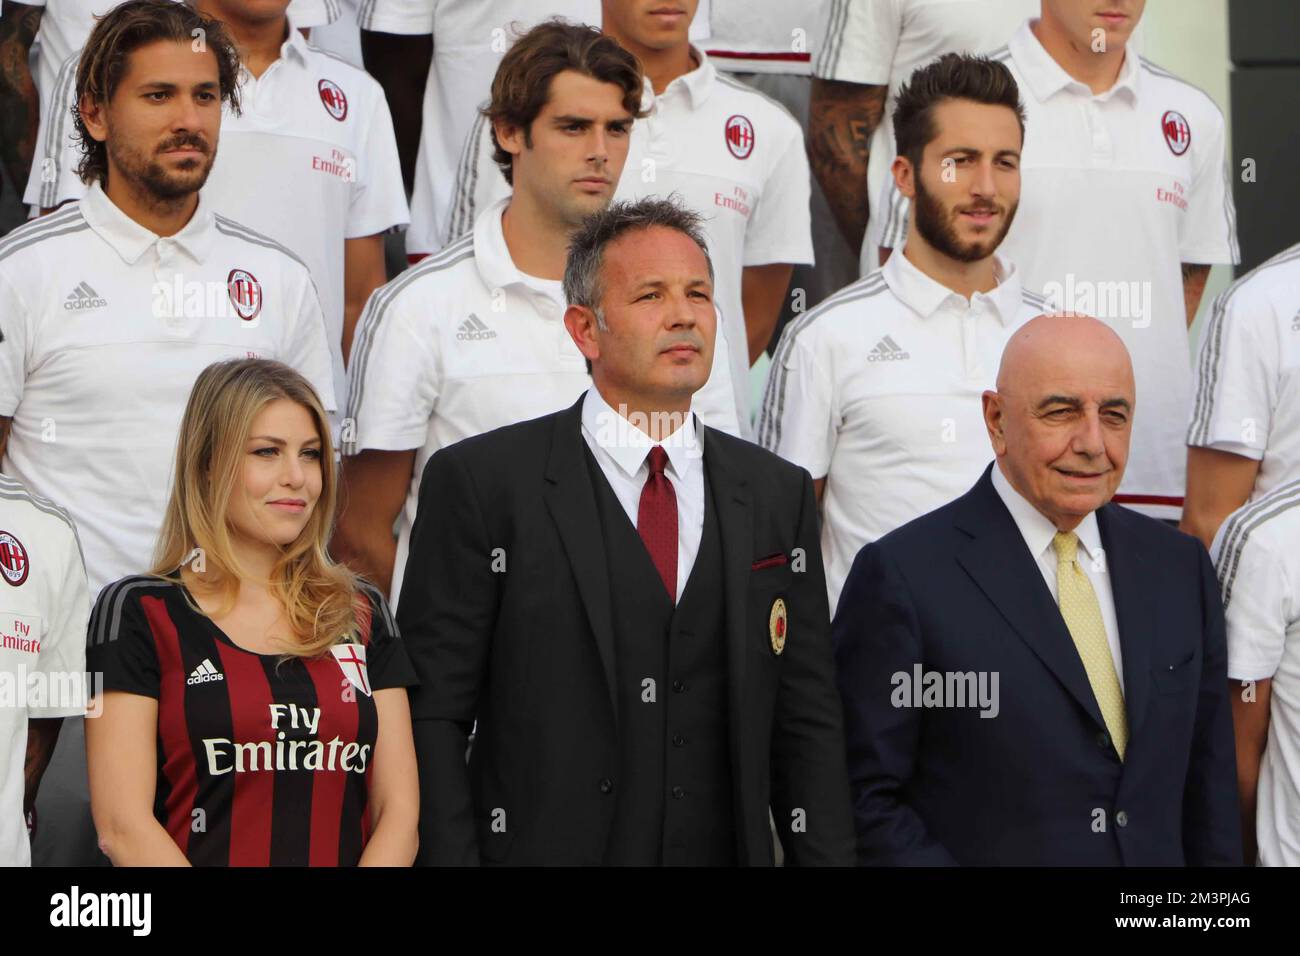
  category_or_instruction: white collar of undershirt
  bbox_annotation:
[580,387,701,483]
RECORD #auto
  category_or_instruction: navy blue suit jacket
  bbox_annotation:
[833,465,1241,866]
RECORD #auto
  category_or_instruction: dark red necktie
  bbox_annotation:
[637,445,678,601]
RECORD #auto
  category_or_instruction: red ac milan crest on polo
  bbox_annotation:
[227,269,263,321]
[1161,110,1191,156]
[725,114,755,159]
[318,79,348,121]
[0,531,29,586]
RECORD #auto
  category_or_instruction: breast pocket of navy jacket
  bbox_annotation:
[1151,650,1198,696]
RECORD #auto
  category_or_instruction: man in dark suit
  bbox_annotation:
[834,313,1240,866]
[397,196,855,866]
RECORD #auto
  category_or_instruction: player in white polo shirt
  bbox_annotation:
[809,0,1038,272]
[760,53,1047,612]
[0,0,334,596]
[1182,243,1300,549]
[0,475,88,867]
[0,0,336,202]
[1211,477,1300,865]
[336,20,738,602]
[447,1,813,435]
[24,0,408,411]
[876,2,1236,522]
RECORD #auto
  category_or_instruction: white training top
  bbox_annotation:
[343,198,740,604]
[447,49,815,436]
[812,0,1037,271]
[24,20,408,413]
[758,250,1047,610]
[0,183,336,593]
[1187,243,1300,500]
[1212,477,1300,866]
[701,0,824,76]
[354,0,601,259]
[901,21,1235,520]
[0,474,89,867]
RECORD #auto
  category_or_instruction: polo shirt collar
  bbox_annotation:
[581,386,701,484]
[1009,19,1140,105]
[640,46,714,113]
[473,197,564,304]
[282,15,311,65]
[991,461,1106,568]
[883,247,1020,325]
[78,179,215,266]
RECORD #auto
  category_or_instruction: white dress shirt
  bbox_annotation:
[990,464,1125,691]
[579,388,705,603]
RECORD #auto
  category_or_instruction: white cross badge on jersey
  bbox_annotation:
[331,643,371,697]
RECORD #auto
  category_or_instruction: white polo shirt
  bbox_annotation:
[758,249,1044,610]
[25,22,408,412]
[343,197,740,603]
[1187,243,1300,501]
[0,475,88,867]
[1211,478,1300,866]
[967,21,1236,520]
[812,0,1037,271]
[0,183,335,593]
[448,49,815,435]
[702,0,822,76]
[354,0,601,259]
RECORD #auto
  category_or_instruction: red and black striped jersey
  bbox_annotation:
[87,574,416,867]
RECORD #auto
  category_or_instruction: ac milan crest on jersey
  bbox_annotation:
[331,642,371,696]
[227,269,263,321]
[0,531,29,586]
[318,79,348,121]
[1161,110,1191,156]
[725,114,755,159]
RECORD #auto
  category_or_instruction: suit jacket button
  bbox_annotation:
[672,680,686,693]
[672,734,686,747]
[1096,731,1110,750]
[671,786,685,799]
[1115,810,1129,827]
[599,778,614,794]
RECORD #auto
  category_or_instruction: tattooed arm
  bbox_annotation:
[0,2,42,199]
[807,79,887,258]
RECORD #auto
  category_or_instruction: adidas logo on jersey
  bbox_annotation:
[187,658,224,685]
[456,313,497,341]
[867,335,910,362]
[63,281,107,311]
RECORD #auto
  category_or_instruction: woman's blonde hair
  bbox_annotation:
[153,358,359,658]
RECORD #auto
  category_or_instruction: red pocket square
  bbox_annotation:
[751,553,788,570]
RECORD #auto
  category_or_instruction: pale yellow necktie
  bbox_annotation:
[1052,531,1127,759]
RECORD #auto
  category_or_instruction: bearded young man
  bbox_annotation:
[759,53,1049,614]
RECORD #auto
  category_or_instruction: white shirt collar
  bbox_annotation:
[639,46,715,113]
[1009,19,1140,105]
[282,15,311,64]
[990,461,1105,565]
[473,197,564,304]
[580,387,701,483]
[883,248,1021,325]
[78,179,215,266]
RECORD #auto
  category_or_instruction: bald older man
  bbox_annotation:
[833,314,1240,866]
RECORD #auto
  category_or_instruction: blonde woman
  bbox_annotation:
[86,359,418,866]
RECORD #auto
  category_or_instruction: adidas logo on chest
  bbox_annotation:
[867,334,910,362]
[64,281,107,311]
[187,658,224,685]
[456,313,497,342]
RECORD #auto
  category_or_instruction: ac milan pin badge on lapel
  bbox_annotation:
[769,597,787,655]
